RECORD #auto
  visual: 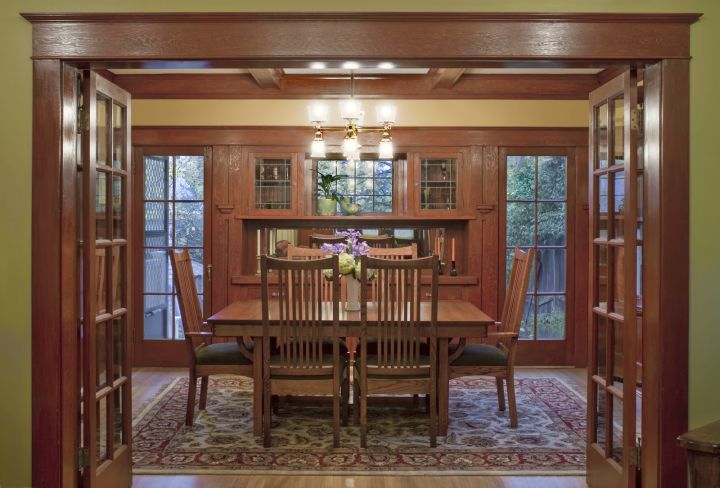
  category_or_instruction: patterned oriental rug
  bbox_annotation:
[132,376,586,475]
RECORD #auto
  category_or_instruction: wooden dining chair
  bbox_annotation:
[359,234,394,248]
[447,247,535,428]
[169,249,254,426]
[308,234,346,248]
[355,255,439,447]
[368,244,418,301]
[260,255,346,447]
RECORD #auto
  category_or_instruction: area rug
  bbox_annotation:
[132,375,586,475]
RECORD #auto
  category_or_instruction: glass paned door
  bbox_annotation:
[587,70,641,488]
[81,71,132,487]
[505,153,569,341]
[141,153,205,341]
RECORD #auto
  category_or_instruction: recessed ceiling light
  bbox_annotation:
[309,62,326,70]
[342,61,361,70]
[378,62,395,69]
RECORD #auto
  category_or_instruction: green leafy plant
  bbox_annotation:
[312,169,347,202]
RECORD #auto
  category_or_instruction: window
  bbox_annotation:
[142,154,205,340]
[317,159,393,213]
[505,155,568,340]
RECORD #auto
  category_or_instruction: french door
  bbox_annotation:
[587,70,642,487]
[81,71,132,487]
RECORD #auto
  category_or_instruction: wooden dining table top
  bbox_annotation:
[208,299,495,338]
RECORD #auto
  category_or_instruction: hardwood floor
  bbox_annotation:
[132,367,588,488]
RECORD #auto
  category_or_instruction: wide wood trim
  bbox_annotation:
[23,13,698,62]
[21,12,702,23]
[111,72,601,100]
[642,59,690,488]
[133,126,589,148]
[32,59,80,488]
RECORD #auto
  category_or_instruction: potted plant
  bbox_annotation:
[313,169,346,216]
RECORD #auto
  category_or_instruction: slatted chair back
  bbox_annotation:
[261,255,340,374]
[359,255,438,373]
[285,244,337,302]
[308,234,346,249]
[368,244,418,301]
[500,247,536,348]
[359,234,394,248]
[169,249,206,357]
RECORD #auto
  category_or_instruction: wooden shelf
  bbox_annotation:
[236,214,476,223]
[232,274,478,286]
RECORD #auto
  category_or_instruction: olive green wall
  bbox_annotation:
[1,1,717,486]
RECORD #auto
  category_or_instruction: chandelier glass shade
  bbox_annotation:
[307,74,397,161]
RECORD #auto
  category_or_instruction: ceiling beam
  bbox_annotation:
[247,68,283,88]
[430,68,466,89]
[112,73,600,100]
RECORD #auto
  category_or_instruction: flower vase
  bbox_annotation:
[345,275,361,311]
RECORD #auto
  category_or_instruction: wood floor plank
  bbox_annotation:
[131,367,588,488]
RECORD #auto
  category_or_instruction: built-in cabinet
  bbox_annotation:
[133,127,588,367]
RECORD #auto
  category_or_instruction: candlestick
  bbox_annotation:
[450,260,458,276]
[451,238,455,261]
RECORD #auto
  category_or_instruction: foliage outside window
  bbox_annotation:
[316,159,393,213]
[142,155,205,341]
[506,155,568,340]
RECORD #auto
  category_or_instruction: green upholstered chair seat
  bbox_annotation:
[196,342,253,366]
[449,343,508,367]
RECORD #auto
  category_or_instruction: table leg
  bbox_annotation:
[439,337,449,437]
[253,336,263,437]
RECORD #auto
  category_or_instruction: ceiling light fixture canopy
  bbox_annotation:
[307,70,397,162]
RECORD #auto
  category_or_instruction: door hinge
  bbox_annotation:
[631,105,643,132]
[77,103,87,134]
[207,264,213,281]
[78,446,89,470]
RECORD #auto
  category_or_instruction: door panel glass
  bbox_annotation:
[538,203,566,246]
[113,385,125,448]
[96,396,108,464]
[613,171,625,239]
[506,203,535,246]
[95,248,107,315]
[598,245,608,310]
[519,294,535,339]
[96,321,107,388]
[111,103,125,169]
[141,154,205,341]
[612,97,625,167]
[611,394,624,463]
[112,175,124,238]
[612,318,624,387]
[95,172,108,239]
[596,103,609,169]
[598,174,609,240]
[538,156,567,200]
[112,317,124,380]
[112,245,124,311]
[537,248,566,293]
[596,315,608,378]
[96,95,110,167]
[613,247,625,315]
[596,385,607,447]
[537,295,566,340]
[506,156,535,200]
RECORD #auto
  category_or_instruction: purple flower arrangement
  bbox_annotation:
[321,229,372,279]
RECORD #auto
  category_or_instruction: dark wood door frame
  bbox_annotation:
[24,12,697,488]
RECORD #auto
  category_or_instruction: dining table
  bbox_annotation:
[207,299,495,437]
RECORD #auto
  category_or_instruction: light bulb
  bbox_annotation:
[375,104,397,125]
[339,99,363,121]
[378,138,394,159]
[342,136,359,156]
[311,138,326,158]
[307,103,329,124]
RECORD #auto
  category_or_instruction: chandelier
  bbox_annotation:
[306,72,397,161]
